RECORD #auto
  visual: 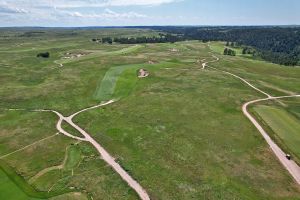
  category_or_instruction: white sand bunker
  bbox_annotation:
[170,48,179,52]
[63,52,90,59]
[148,60,156,64]
[138,69,149,78]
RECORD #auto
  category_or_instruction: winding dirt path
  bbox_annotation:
[202,51,300,184]
[243,95,300,184]
[33,101,150,200]
[5,43,299,199]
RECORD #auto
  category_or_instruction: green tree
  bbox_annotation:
[224,48,229,55]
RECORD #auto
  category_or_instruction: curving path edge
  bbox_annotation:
[202,48,300,184]
[35,101,150,200]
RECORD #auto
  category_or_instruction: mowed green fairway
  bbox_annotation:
[94,62,180,101]
[93,64,142,101]
[0,165,88,200]
[0,168,40,200]
[254,105,300,160]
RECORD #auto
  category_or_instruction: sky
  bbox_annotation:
[0,0,300,27]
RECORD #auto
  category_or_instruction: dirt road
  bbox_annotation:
[243,95,300,184]
[35,101,150,200]
[203,52,300,184]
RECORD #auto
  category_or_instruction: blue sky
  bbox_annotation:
[0,0,299,27]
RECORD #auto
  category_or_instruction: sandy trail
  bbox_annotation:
[54,60,63,67]
[0,132,59,159]
[29,145,79,184]
[202,51,300,184]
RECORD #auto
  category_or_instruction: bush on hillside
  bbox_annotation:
[37,52,50,58]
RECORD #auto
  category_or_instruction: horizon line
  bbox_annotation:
[0,24,300,28]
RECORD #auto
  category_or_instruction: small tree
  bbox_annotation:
[228,49,236,56]
[37,52,50,58]
[231,50,236,56]
[102,37,113,44]
[224,48,229,55]
[224,48,236,56]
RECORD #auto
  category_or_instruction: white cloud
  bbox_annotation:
[0,2,29,14]
[104,0,179,6]
[0,0,181,26]
[51,0,181,8]
[69,8,146,19]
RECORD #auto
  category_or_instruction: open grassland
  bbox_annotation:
[0,28,300,199]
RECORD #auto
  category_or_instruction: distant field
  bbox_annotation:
[253,105,300,161]
[210,41,243,55]
[0,28,300,200]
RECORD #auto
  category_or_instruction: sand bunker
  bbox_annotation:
[138,69,149,78]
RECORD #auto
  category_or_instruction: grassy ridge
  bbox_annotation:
[210,42,243,55]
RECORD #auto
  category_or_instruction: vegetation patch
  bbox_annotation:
[37,52,50,58]
[64,144,82,171]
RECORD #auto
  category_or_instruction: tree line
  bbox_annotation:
[91,26,300,66]
[224,48,236,56]
[152,26,300,66]
[92,33,184,45]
